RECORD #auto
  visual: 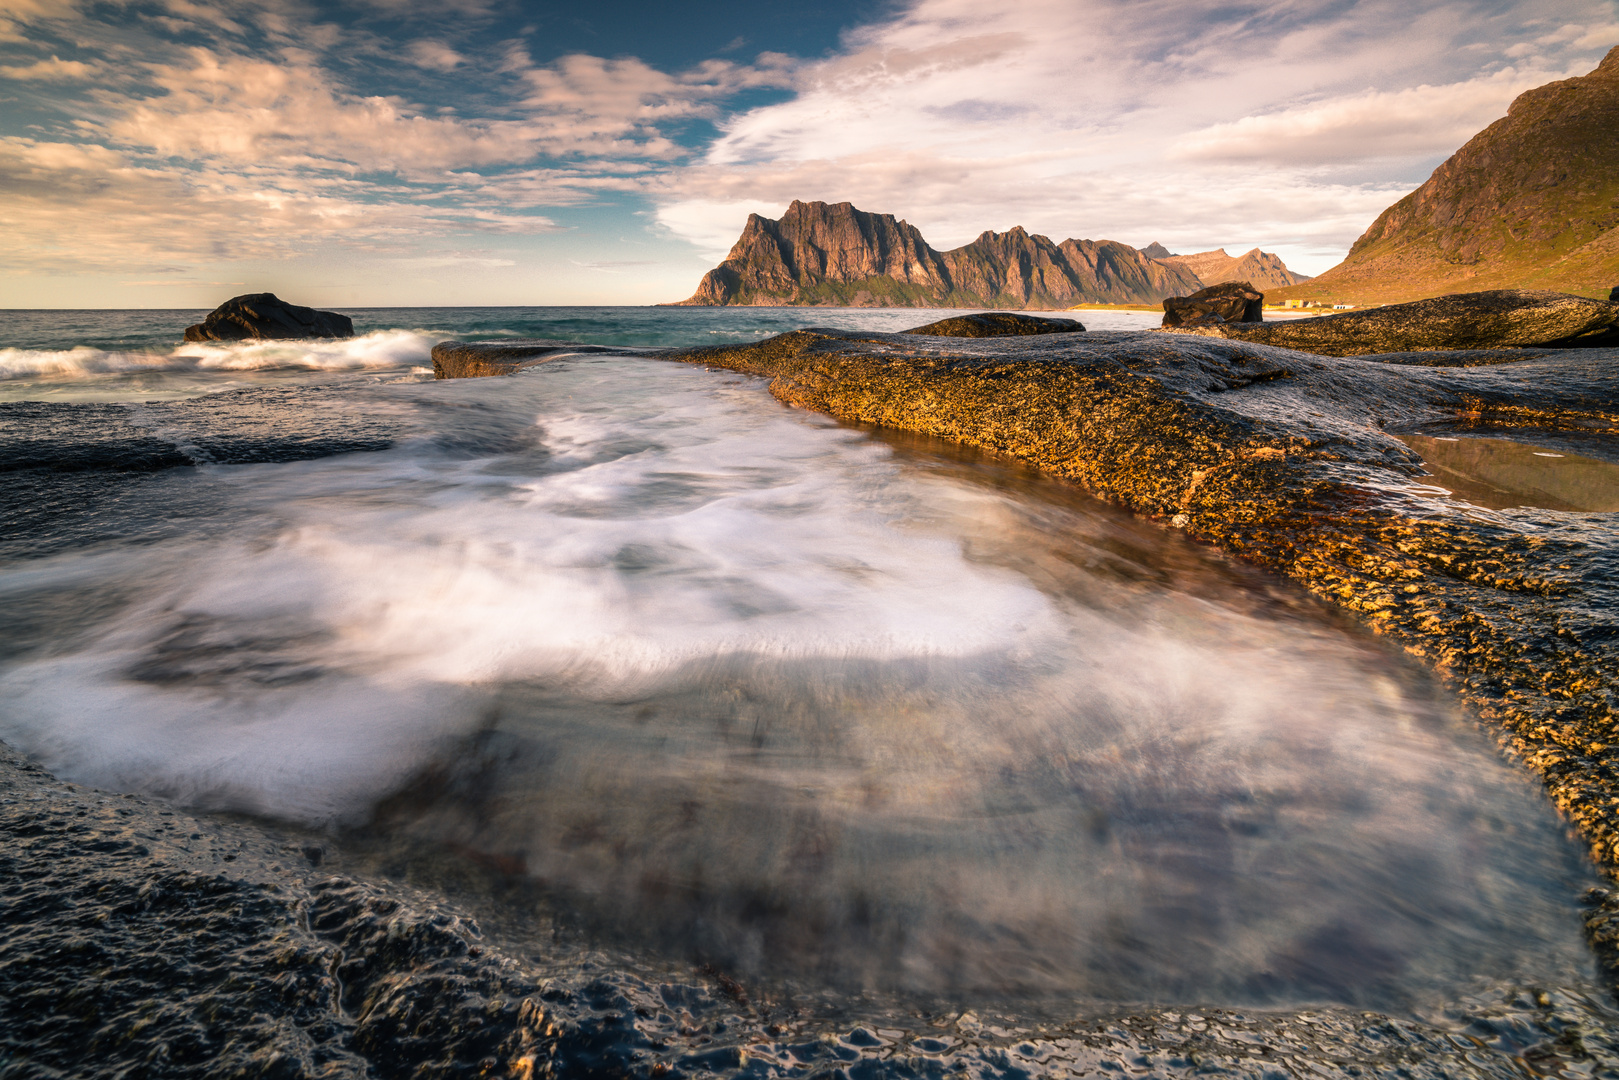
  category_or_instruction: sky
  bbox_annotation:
[2,0,1616,308]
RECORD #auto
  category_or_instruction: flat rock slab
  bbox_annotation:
[899,312,1086,336]
[431,339,652,378]
[1162,289,1619,355]
[184,292,354,342]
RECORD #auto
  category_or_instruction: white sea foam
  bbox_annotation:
[0,345,177,379]
[0,329,435,382]
[0,360,1061,818]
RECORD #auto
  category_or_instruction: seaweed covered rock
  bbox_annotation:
[1161,281,1264,327]
[900,312,1085,337]
[184,293,354,343]
[1163,289,1619,355]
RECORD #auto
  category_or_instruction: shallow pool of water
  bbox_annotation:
[1399,430,1619,512]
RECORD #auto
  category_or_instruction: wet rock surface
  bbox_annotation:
[5,741,1619,1079]
[1161,281,1265,327]
[899,311,1086,337]
[431,339,648,378]
[183,293,354,343]
[0,387,403,562]
[1168,289,1619,354]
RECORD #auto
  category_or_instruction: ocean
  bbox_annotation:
[0,305,1603,1012]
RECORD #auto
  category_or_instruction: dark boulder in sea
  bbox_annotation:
[1161,288,1619,355]
[1161,281,1264,327]
[900,312,1086,337]
[183,293,354,342]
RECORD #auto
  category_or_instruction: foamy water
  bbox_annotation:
[0,330,440,402]
[0,346,1598,1008]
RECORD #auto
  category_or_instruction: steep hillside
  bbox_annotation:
[1152,247,1310,290]
[1273,46,1619,305]
[672,201,1200,307]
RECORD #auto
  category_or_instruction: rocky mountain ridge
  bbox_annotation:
[1274,45,1619,304]
[1150,246,1311,291]
[672,201,1301,308]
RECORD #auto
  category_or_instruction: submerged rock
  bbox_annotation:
[900,311,1085,336]
[1166,288,1619,355]
[1161,280,1264,327]
[429,339,637,378]
[183,293,354,342]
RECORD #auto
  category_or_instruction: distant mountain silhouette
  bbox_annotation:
[672,201,1205,307]
[1273,45,1619,304]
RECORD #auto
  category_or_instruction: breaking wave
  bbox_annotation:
[0,329,436,381]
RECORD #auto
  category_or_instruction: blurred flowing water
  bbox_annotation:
[0,307,1601,1015]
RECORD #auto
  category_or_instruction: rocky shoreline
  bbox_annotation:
[10,321,1619,1077]
[655,326,1619,895]
[7,738,1619,1077]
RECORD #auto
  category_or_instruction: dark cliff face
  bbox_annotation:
[1278,45,1619,304]
[673,200,1201,307]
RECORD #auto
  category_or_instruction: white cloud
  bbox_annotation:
[0,54,99,79]
[0,134,561,272]
[1574,22,1619,47]
[1169,68,1574,165]
[0,0,77,16]
[5,0,1616,290]
[407,40,463,72]
[103,48,544,174]
[0,16,800,278]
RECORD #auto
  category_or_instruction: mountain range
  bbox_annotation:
[1144,244,1310,292]
[671,201,1303,308]
[1273,45,1619,305]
